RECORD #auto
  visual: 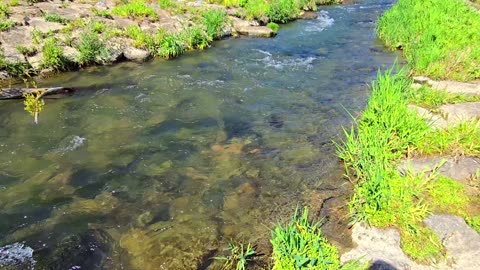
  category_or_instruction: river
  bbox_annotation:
[0,1,400,269]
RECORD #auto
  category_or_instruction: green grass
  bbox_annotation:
[271,207,340,270]
[427,176,469,214]
[407,85,480,109]
[42,13,68,24]
[112,0,158,21]
[202,9,227,40]
[214,241,256,270]
[157,33,184,59]
[466,216,480,234]
[377,0,480,81]
[0,19,14,31]
[267,22,279,34]
[92,8,113,19]
[16,45,37,57]
[181,26,210,50]
[266,0,298,23]
[76,30,111,65]
[42,37,68,71]
[243,0,269,20]
[158,0,175,9]
[414,120,480,157]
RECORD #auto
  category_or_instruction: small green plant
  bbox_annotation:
[16,45,37,57]
[202,9,227,40]
[158,0,175,9]
[76,30,111,65]
[0,19,15,31]
[181,26,209,50]
[42,13,68,24]
[23,90,45,124]
[92,8,113,18]
[407,85,480,109]
[266,0,298,23]
[0,3,10,18]
[271,207,340,270]
[7,0,20,7]
[112,0,158,20]
[158,33,184,59]
[243,0,269,20]
[89,20,106,33]
[42,37,68,71]
[214,241,256,270]
[377,0,480,80]
[267,22,279,34]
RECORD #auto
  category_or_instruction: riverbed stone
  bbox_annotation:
[1,45,27,65]
[439,102,480,123]
[430,80,480,95]
[299,11,319,20]
[62,46,81,62]
[27,53,44,70]
[424,214,480,270]
[235,25,274,37]
[123,46,150,62]
[27,17,64,33]
[0,26,34,48]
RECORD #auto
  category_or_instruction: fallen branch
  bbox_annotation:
[0,87,74,100]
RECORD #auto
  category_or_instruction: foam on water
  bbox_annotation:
[253,49,318,70]
[305,10,335,32]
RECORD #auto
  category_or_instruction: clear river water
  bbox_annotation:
[0,1,401,269]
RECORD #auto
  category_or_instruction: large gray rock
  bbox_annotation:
[439,102,480,124]
[27,52,43,70]
[425,215,480,270]
[62,46,81,62]
[0,26,34,48]
[1,45,27,65]
[235,26,273,37]
[123,46,150,62]
[398,156,480,186]
[340,223,432,269]
[27,17,64,33]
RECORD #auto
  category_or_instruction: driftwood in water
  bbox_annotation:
[0,87,75,100]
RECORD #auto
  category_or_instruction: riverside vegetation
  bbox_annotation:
[339,0,480,265]
[0,0,342,82]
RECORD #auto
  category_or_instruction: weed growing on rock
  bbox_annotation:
[158,0,175,9]
[158,34,184,59]
[407,85,480,109]
[92,8,112,19]
[202,9,227,40]
[76,30,111,65]
[377,0,480,80]
[271,207,340,270]
[42,13,68,24]
[214,241,256,270]
[266,0,297,23]
[181,26,210,50]
[112,0,158,21]
[0,19,14,31]
[16,46,37,57]
[414,120,480,157]
[42,37,68,71]
[267,22,279,34]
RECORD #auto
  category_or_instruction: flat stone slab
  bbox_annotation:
[341,223,432,269]
[439,102,480,123]
[235,26,274,37]
[430,80,480,96]
[398,156,480,183]
[425,215,480,270]
[408,104,447,129]
[413,76,480,95]
[27,18,64,33]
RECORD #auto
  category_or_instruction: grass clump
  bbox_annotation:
[271,207,340,270]
[266,0,298,23]
[42,13,68,24]
[427,176,469,214]
[158,0,175,9]
[214,241,256,270]
[243,0,269,20]
[76,29,111,65]
[377,0,480,81]
[181,26,210,50]
[16,46,37,57]
[407,85,480,109]
[337,69,447,261]
[92,8,113,19]
[112,0,158,21]
[267,22,279,34]
[0,19,15,31]
[414,120,480,157]
[158,33,184,59]
[42,37,68,71]
[202,9,227,40]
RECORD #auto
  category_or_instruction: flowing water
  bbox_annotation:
[0,1,401,269]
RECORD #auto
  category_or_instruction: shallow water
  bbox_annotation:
[0,1,400,269]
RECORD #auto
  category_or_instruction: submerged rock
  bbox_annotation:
[0,243,35,270]
[34,229,112,270]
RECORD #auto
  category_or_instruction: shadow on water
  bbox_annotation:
[0,0,403,269]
